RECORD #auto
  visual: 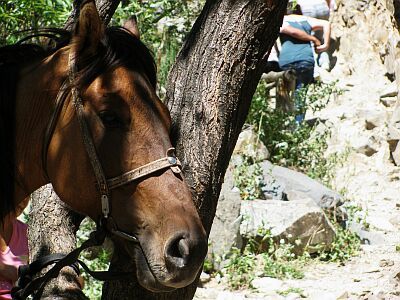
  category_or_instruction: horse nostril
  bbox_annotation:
[165,235,190,269]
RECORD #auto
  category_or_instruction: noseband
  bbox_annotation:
[42,52,182,242]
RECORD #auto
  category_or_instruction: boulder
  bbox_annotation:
[233,126,269,162]
[260,161,343,210]
[208,165,243,266]
[240,199,336,254]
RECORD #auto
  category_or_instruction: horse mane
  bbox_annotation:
[0,27,157,222]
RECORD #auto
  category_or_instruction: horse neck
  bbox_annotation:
[14,51,68,202]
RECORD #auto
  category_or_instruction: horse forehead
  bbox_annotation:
[90,67,137,94]
[89,67,172,128]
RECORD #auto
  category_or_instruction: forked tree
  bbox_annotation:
[29,0,287,299]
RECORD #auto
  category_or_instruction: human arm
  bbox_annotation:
[0,262,18,282]
[280,24,321,46]
[306,17,331,52]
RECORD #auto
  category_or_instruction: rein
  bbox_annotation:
[12,52,182,299]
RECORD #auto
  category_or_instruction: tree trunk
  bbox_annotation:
[64,0,120,30]
[29,185,86,300]
[102,0,287,299]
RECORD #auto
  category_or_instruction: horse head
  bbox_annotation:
[11,0,207,292]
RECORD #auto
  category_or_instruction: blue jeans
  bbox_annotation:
[281,61,314,123]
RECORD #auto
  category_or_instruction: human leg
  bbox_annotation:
[292,62,314,123]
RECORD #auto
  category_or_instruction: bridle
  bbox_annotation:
[43,51,182,242]
[12,51,182,300]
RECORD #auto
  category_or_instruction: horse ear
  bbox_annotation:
[71,0,104,59]
[123,16,141,39]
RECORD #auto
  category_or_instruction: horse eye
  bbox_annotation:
[99,111,123,128]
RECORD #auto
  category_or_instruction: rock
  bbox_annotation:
[380,81,399,99]
[208,165,243,267]
[260,161,343,210]
[337,291,349,300]
[387,125,400,152]
[251,277,284,293]
[379,259,394,267]
[366,216,397,232]
[353,135,379,156]
[216,291,246,300]
[233,126,269,161]
[356,108,387,130]
[347,221,387,245]
[240,199,336,254]
[199,272,211,284]
[380,96,397,107]
[391,142,400,166]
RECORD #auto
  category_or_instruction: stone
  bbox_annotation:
[347,221,387,245]
[392,142,400,166]
[216,291,246,300]
[380,81,399,99]
[208,165,243,267]
[233,126,269,161]
[353,135,379,156]
[379,259,395,267]
[380,96,397,107]
[251,277,284,293]
[199,272,211,284]
[356,108,387,130]
[240,199,336,254]
[366,216,397,232]
[387,125,400,152]
[260,161,343,210]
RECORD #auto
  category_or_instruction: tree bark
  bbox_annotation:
[64,0,120,30]
[102,0,287,299]
[29,185,86,300]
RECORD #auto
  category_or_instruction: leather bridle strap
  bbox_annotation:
[107,148,181,189]
[69,54,111,218]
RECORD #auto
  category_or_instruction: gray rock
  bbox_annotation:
[260,161,343,210]
[208,165,243,266]
[347,221,387,245]
[240,199,336,254]
[233,126,269,162]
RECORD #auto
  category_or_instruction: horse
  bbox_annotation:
[0,0,207,293]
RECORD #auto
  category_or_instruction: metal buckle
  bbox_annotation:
[101,195,110,218]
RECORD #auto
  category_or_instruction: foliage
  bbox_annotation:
[317,223,360,262]
[223,227,305,290]
[224,246,257,290]
[223,220,360,290]
[112,0,205,91]
[1,0,205,94]
[0,0,70,45]
[277,287,305,297]
[233,154,265,200]
[76,218,112,300]
[246,80,343,185]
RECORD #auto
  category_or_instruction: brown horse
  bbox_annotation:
[0,0,207,292]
